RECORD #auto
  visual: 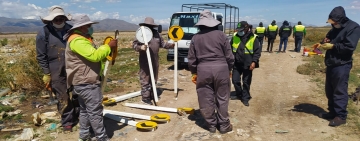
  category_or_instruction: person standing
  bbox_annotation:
[230,21,261,107]
[318,6,360,127]
[266,20,278,53]
[293,21,306,52]
[278,20,292,53]
[64,14,118,141]
[35,5,78,132]
[188,9,234,134]
[132,17,175,105]
[255,22,266,51]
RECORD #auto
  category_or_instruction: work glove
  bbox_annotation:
[108,39,118,49]
[191,74,197,84]
[320,43,334,50]
[140,45,148,51]
[42,74,51,84]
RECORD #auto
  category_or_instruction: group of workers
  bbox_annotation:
[254,20,307,53]
[35,5,359,140]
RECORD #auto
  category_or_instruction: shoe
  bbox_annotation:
[230,95,240,100]
[209,127,216,133]
[219,124,233,134]
[63,125,73,132]
[318,113,335,119]
[141,99,153,105]
[329,117,346,127]
[241,100,249,106]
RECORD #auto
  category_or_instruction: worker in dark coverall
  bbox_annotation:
[35,5,77,132]
[293,21,306,52]
[132,17,174,105]
[255,22,266,51]
[318,6,360,127]
[188,9,234,134]
[64,14,117,141]
[278,20,292,53]
[230,21,261,107]
[266,20,278,53]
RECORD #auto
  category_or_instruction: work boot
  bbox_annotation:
[219,124,233,134]
[318,112,335,120]
[230,95,240,100]
[208,127,216,133]
[63,125,73,133]
[329,117,346,127]
[141,99,153,105]
[241,100,249,106]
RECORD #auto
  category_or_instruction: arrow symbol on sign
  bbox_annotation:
[172,28,178,38]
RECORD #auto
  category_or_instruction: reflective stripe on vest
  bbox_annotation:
[232,33,257,54]
[256,27,265,33]
[268,25,278,31]
[295,25,305,32]
[283,27,291,31]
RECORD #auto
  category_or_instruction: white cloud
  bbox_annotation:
[226,15,268,25]
[71,0,99,3]
[106,0,121,2]
[347,1,360,10]
[0,1,47,19]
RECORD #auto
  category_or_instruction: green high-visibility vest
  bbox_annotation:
[256,27,265,33]
[295,25,305,32]
[268,25,278,31]
[232,32,257,54]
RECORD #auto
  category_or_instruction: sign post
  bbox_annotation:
[168,26,184,99]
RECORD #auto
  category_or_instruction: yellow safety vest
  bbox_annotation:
[232,32,257,54]
[295,25,305,32]
[268,25,278,31]
[256,27,265,33]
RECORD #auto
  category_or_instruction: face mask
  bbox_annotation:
[333,24,341,29]
[88,27,94,36]
[52,22,65,28]
[237,31,245,36]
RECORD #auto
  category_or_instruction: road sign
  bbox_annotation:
[168,26,184,41]
[136,26,153,43]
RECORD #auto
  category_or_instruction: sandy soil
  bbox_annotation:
[44,38,359,141]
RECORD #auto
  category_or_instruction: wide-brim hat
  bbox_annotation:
[68,14,99,32]
[139,17,158,27]
[41,6,71,23]
[194,9,221,27]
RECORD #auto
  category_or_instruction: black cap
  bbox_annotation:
[298,21,302,25]
[236,21,249,31]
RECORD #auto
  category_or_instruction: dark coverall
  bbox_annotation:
[230,32,261,102]
[188,29,234,131]
[36,23,78,127]
[132,28,173,101]
[278,21,292,52]
[255,27,266,51]
[324,7,360,120]
[266,25,278,52]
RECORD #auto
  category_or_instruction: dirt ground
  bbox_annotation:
[43,38,359,141]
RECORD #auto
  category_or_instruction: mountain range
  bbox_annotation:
[0,16,322,33]
[0,17,169,33]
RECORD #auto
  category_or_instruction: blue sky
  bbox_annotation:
[0,0,359,26]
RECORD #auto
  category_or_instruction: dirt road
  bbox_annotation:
[55,38,358,141]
